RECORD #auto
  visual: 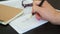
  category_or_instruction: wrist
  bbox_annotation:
[50,10,60,25]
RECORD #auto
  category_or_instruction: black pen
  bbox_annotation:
[32,0,45,15]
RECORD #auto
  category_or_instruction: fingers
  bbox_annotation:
[32,7,41,20]
[33,5,43,11]
[32,1,44,20]
[33,1,41,6]
[32,1,43,13]
[35,13,41,20]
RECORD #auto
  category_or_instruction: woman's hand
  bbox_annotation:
[32,0,59,24]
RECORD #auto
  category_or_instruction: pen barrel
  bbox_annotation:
[38,0,45,6]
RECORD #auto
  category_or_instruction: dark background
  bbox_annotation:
[47,0,60,10]
[0,0,60,34]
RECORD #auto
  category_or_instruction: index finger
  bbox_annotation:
[32,1,41,13]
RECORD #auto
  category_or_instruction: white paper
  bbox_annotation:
[0,0,24,9]
[9,7,48,34]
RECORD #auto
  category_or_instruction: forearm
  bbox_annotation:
[50,10,60,25]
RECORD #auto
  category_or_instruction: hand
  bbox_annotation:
[32,1,58,22]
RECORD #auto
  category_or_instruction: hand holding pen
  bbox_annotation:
[32,0,58,23]
[32,0,45,20]
[22,0,60,25]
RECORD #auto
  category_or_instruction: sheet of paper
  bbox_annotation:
[0,0,23,9]
[9,7,48,34]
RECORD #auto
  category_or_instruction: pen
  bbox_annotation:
[32,0,45,15]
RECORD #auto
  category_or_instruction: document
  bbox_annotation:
[9,7,48,34]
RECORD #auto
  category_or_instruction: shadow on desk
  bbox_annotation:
[24,22,60,34]
[0,24,18,34]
